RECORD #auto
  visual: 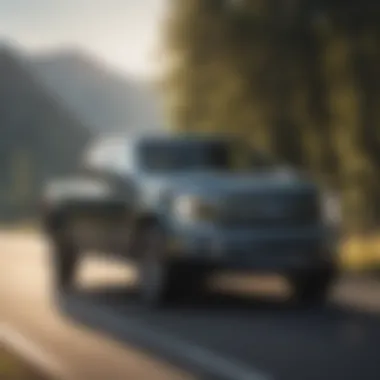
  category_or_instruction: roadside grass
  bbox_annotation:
[0,347,51,380]
[340,235,380,272]
[0,220,39,234]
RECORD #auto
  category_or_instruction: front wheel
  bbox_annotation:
[289,265,337,305]
[138,226,208,308]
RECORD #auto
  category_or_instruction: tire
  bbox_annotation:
[51,239,79,292]
[138,225,207,308]
[290,265,336,305]
[174,263,209,302]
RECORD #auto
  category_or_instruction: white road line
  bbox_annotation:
[130,323,274,380]
[79,303,274,380]
[0,322,75,380]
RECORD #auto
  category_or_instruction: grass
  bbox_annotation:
[0,347,51,380]
[0,220,39,234]
[340,234,380,272]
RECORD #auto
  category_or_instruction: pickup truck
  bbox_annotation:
[41,133,338,307]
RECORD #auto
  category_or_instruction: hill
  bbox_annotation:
[0,47,91,220]
[31,49,162,134]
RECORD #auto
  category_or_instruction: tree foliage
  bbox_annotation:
[163,0,380,232]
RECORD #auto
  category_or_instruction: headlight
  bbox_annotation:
[172,195,217,223]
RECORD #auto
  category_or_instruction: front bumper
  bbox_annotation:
[168,225,337,272]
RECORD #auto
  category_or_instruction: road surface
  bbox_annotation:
[2,231,380,380]
[0,232,193,380]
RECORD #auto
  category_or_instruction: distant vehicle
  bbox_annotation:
[41,132,338,307]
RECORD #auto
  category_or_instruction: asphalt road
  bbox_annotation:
[2,232,380,380]
[0,232,192,380]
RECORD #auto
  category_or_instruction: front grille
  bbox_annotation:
[219,191,320,227]
[224,238,319,257]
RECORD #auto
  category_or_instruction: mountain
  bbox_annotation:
[0,46,91,220]
[31,49,162,134]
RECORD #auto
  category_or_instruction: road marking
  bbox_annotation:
[0,322,75,380]
[127,321,274,380]
[66,299,273,380]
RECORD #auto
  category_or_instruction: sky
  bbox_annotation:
[0,0,166,78]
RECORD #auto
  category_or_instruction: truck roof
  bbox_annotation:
[92,131,237,147]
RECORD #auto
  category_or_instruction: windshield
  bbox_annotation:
[138,139,275,173]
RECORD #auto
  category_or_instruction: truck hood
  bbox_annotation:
[180,168,311,193]
[143,167,316,199]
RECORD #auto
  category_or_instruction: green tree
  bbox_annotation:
[163,0,380,231]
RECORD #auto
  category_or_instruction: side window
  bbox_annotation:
[83,139,131,175]
[82,140,108,171]
[104,140,129,174]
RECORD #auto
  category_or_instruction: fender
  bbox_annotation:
[42,176,115,232]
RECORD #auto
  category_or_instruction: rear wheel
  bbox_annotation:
[48,214,80,292]
[51,239,79,292]
[138,225,208,308]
